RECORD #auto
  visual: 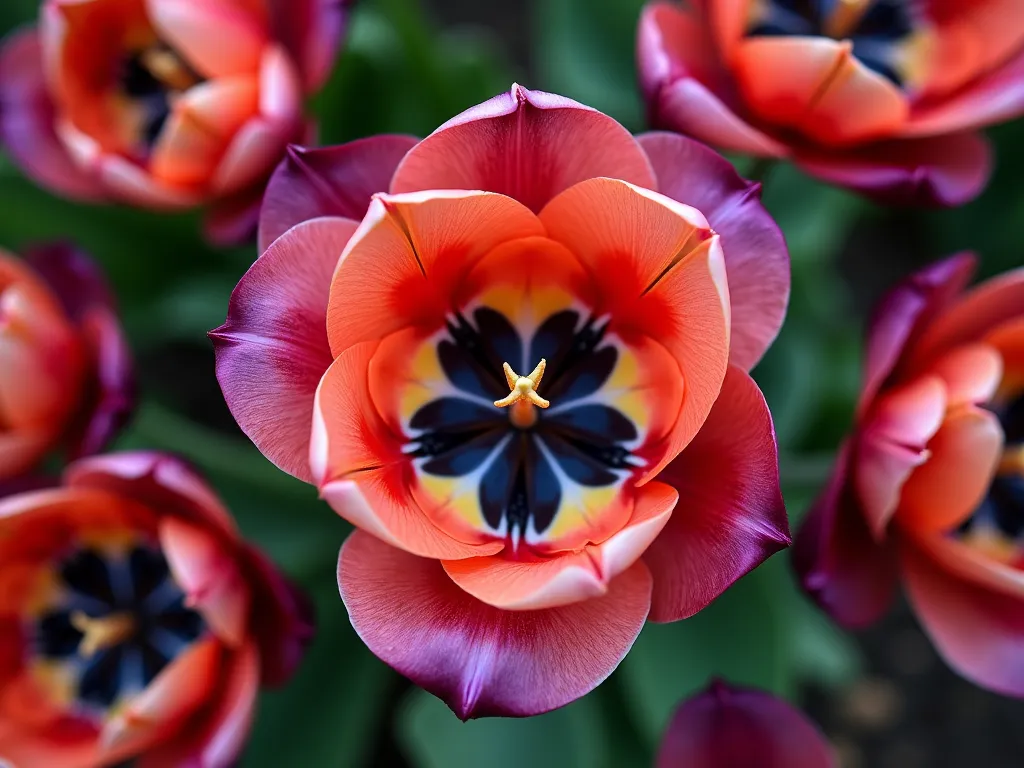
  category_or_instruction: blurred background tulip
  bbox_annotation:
[0,451,313,767]
[657,680,836,767]
[0,0,350,244]
[637,0,1024,206]
[0,243,132,485]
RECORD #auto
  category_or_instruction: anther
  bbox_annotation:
[71,610,137,658]
[824,0,873,39]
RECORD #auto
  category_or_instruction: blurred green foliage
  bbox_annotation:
[1,0,1021,764]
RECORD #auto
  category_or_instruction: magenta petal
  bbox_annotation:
[657,680,836,768]
[22,241,116,321]
[240,544,315,686]
[204,185,265,247]
[258,136,418,252]
[65,451,240,539]
[390,84,657,212]
[794,132,992,207]
[858,253,975,411]
[644,365,790,622]
[637,132,790,371]
[338,530,653,719]
[267,0,350,91]
[212,217,357,483]
[792,444,899,628]
[0,27,104,200]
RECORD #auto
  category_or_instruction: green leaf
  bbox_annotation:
[397,688,609,768]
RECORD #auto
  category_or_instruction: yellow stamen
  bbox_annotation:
[494,360,549,428]
[70,611,136,658]
[1000,445,1024,476]
[141,48,198,92]
[824,0,873,39]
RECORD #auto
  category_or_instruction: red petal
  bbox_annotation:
[147,0,268,79]
[338,530,653,719]
[212,217,356,482]
[638,131,789,370]
[792,444,900,629]
[793,132,992,207]
[258,136,418,252]
[644,365,789,622]
[657,680,836,768]
[390,84,656,213]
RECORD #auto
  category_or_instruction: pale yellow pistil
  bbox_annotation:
[1000,444,1024,476]
[70,610,136,658]
[494,359,549,429]
[824,0,873,39]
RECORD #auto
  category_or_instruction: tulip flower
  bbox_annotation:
[0,243,132,484]
[795,254,1024,696]
[657,680,836,768]
[212,85,792,718]
[0,0,349,244]
[0,451,313,767]
[638,1,1024,206]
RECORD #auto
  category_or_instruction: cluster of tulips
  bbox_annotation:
[0,0,1022,765]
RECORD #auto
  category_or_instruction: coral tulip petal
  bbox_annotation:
[211,117,290,196]
[638,131,789,370]
[0,28,104,200]
[325,190,544,357]
[793,445,900,628]
[906,48,1024,136]
[859,253,976,411]
[909,266,1024,369]
[928,344,1003,406]
[160,516,251,647]
[146,0,268,79]
[212,217,354,482]
[338,529,653,719]
[734,37,907,146]
[258,136,418,252]
[539,178,730,480]
[312,343,503,559]
[644,365,789,622]
[793,131,992,207]
[390,84,656,212]
[657,680,836,768]
[98,154,202,210]
[267,0,348,90]
[902,535,1024,697]
[898,406,1003,533]
[442,481,677,610]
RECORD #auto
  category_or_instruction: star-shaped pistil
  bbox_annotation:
[494,359,550,409]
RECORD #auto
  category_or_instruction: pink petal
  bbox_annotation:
[906,47,1024,136]
[637,132,790,371]
[160,516,251,647]
[98,154,202,210]
[258,136,418,252]
[267,0,350,90]
[858,253,976,412]
[0,27,105,201]
[657,680,836,768]
[64,451,240,540]
[146,0,268,79]
[908,265,1024,370]
[792,443,900,629]
[212,217,356,482]
[210,116,292,197]
[638,3,787,156]
[643,365,790,622]
[793,132,992,207]
[901,534,1024,697]
[258,44,302,124]
[390,84,657,212]
[338,530,653,719]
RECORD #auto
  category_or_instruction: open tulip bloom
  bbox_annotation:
[213,85,793,718]
[0,452,313,767]
[638,0,1024,206]
[795,255,1024,697]
[0,0,349,244]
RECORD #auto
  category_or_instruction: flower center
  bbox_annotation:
[32,541,205,715]
[494,359,550,429]
[121,43,201,151]
[958,390,1024,565]
[747,0,917,85]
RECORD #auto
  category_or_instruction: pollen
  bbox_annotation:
[70,610,137,658]
[494,359,549,428]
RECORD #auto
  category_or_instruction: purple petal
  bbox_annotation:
[258,136,418,252]
[267,0,352,91]
[638,132,790,371]
[338,530,652,719]
[657,680,836,768]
